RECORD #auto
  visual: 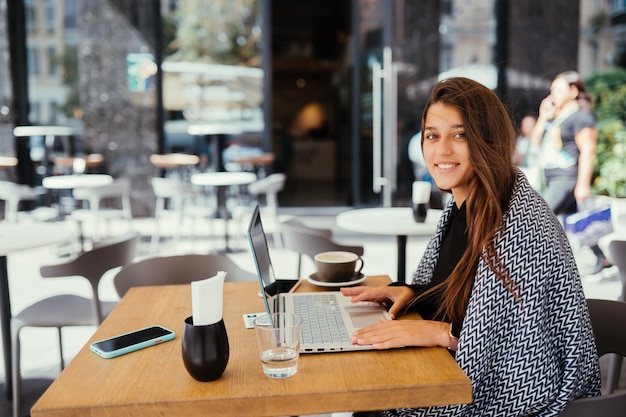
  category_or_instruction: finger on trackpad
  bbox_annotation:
[346,308,386,328]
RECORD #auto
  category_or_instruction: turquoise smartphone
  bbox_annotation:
[90,325,176,359]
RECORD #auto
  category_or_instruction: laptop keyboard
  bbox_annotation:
[294,293,351,345]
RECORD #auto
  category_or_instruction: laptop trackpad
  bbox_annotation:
[345,306,386,329]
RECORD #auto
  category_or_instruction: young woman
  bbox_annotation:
[529,70,609,273]
[341,77,600,416]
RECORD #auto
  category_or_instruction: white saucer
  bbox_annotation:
[306,272,366,288]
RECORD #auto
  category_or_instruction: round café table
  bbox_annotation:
[187,124,244,172]
[52,154,105,174]
[13,126,80,177]
[150,153,200,181]
[232,152,275,178]
[42,174,113,216]
[0,156,17,169]
[0,223,74,399]
[336,207,443,283]
[150,153,200,169]
[42,174,113,190]
[191,172,257,252]
[0,156,18,182]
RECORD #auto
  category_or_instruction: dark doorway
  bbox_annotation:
[271,0,352,207]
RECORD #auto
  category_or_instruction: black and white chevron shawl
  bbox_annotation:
[380,171,601,416]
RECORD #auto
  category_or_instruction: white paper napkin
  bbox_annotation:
[191,271,227,326]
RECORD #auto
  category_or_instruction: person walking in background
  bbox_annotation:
[529,70,611,274]
[514,114,541,189]
[514,114,537,167]
[341,77,600,416]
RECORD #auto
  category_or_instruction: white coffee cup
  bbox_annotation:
[412,181,431,223]
[412,181,431,204]
[314,251,364,282]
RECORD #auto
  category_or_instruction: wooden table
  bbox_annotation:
[53,154,105,174]
[337,208,442,283]
[32,276,471,417]
[233,152,275,177]
[0,156,18,168]
[150,153,200,169]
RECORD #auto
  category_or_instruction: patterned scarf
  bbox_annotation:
[376,171,601,417]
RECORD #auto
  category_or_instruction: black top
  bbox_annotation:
[394,201,468,337]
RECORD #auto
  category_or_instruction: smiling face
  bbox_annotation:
[422,102,474,205]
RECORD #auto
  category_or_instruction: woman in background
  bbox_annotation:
[529,70,610,273]
[341,77,600,416]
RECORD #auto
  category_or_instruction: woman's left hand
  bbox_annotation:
[351,319,450,350]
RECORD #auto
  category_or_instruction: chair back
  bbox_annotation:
[151,177,195,199]
[151,177,197,212]
[39,231,140,322]
[113,253,256,298]
[0,181,38,222]
[560,299,626,416]
[609,240,626,301]
[248,173,286,212]
[280,217,364,277]
[248,173,286,196]
[73,178,132,216]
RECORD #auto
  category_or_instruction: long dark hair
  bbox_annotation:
[420,77,520,323]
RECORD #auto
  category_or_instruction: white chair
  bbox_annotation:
[233,173,286,247]
[11,231,139,417]
[71,178,133,244]
[150,177,216,253]
[0,181,55,222]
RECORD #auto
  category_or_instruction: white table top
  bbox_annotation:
[191,171,257,187]
[187,124,244,136]
[13,125,78,137]
[336,207,443,236]
[0,223,74,256]
[42,174,113,190]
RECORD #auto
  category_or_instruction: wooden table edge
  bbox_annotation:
[31,276,473,417]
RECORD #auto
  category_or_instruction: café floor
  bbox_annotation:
[1,211,624,416]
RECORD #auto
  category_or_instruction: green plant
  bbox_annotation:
[586,68,626,197]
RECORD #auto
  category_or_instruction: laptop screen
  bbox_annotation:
[246,205,281,309]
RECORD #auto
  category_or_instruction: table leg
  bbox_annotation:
[213,186,231,251]
[207,134,227,172]
[396,235,408,284]
[0,255,13,399]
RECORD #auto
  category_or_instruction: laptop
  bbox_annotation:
[246,204,391,353]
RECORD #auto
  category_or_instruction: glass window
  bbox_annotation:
[611,0,626,12]
[64,0,77,28]
[45,0,55,32]
[25,0,35,32]
[27,47,38,76]
[47,47,57,76]
[25,1,80,127]
[161,0,264,158]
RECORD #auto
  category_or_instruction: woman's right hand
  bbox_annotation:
[538,96,556,120]
[340,285,415,319]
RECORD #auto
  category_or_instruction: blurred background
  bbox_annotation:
[1,0,625,215]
